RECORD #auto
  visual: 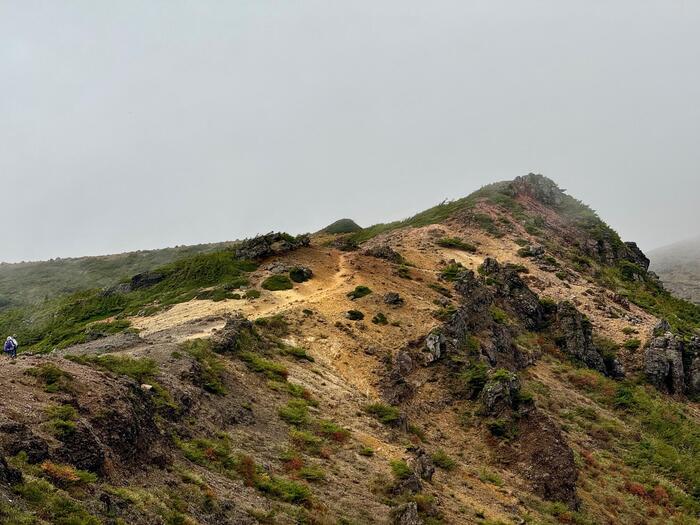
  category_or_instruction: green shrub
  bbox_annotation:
[440,262,466,282]
[431,449,456,470]
[46,404,77,438]
[359,446,375,457]
[298,466,326,482]
[255,474,311,504]
[489,306,509,324]
[623,338,642,350]
[278,399,310,426]
[240,352,288,381]
[347,286,372,300]
[371,312,388,325]
[436,237,477,252]
[245,289,261,299]
[478,469,503,486]
[365,403,401,425]
[289,267,312,283]
[458,361,489,398]
[390,460,412,479]
[428,283,452,297]
[346,310,364,321]
[279,343,314,362]
[261,275,294,291]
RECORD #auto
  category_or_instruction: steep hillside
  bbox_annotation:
[650,237,700,304]
[0,242,235,310]
[1,175,699,525]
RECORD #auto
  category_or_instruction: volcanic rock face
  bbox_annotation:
[553,302,607,374]
[645,330,686,395]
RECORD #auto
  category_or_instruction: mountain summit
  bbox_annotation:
[1,174,699,524]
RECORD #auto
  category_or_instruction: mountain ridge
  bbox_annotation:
[1,173,699,525]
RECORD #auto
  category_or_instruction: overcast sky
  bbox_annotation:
[1,1,698,263]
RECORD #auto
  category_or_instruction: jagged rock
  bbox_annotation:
[130,271,165,290]
[554,302,606,374]
[623,242,650,271]
[211,315,256,353]
[605,357,626,379]
[235,233,309,260]
[363,245,404,264]
[653,319,671,336]
[392,502,423,525]
[479,371,521,416]
[645,332,685,394]
[289,266,313,283]
[262,262,288,274]
[0,455,21,485]
[391,473,422,495]
[410,448,435,481]
[0,421,49,463]
[479,257,501,275]
[424,332,447,364]
[510,173,565,206]
[384,292,404,306]
[58,420,106,474]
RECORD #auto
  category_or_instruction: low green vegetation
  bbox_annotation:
[440,262,466,282]
[181,339,227,395]
[240,352,289,381]
[431,449,456,470]
[347,285,372,300]
[261,274,294,291]
[46,404,78,439]
[66,354,176,410]
[25,363,74,393]
[389,460,412,479]
[371,312,388,325]
[436,237,477,252]
[0,248,257,353]
[177,436,311,505]
[365,402,401,425]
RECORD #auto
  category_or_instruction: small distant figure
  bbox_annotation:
[4,336,18,359]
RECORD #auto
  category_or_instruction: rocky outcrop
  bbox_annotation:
[0,455,21,485]
[235,233,309,260]
[392,502,422,525]
[645,331,686,395]
[384,292,404,306]
[130,270,166,290]
[409,448,435,482]
[553,302,606,374]
[211,315,257,353]
[624,242,650,271]
[479,371,521,417]
[0,421,49,464]
[363,245,404,264]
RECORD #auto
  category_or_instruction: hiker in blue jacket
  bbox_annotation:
[4,336,17,358]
